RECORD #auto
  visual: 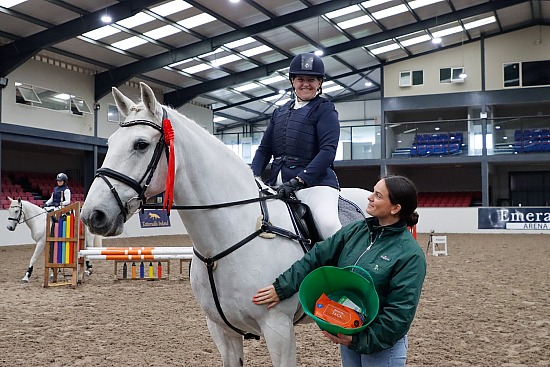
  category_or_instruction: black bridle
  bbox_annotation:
[95,108,169,219]
[7,201,24,225]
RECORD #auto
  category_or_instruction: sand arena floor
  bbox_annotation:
[0,233,549,367]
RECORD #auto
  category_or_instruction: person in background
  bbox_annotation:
[251,53,341,239]
[252,175,427,367]
[44,172,71,209]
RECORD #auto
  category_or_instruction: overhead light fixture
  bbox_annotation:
[364,80,373,87]
[459,71,467,79]
[0,77,8,88]
[431,37,442,44]
[314,49,324,56]
[101,14,112,23]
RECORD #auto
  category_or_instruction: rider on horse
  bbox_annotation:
[251,53,341,239]
[44,172,71,210]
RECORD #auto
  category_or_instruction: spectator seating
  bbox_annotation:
[410,132,464,157]
[417,191,480,207]
[513,128,550,153]
[1,171,86,209]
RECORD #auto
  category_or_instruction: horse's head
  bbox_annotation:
[7,197,23,231]
[81,82,169,236]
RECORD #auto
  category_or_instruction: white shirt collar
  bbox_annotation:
[293,97,310,109]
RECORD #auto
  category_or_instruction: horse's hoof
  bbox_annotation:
[20,278,29,283]
[85,270,92,276]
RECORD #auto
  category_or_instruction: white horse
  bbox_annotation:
[80,82,371,367]
[6,197,96,282]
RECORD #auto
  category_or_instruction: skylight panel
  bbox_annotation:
[167,59,193,68]
[325,5,361,19]
[234,83,260,92]
[260,75,286,85]
[178,13,216,29]
[0,0,27,7]
[211,54,241,67]
[151,0,192,17]
[409,0,445,9]
[400,34,431,47]
[464,16,496,30]
[361,0,393,8]
[370,43,400,55]
[82,25,119,40]
[213,116,226,123]
[199,49,224,58]
[241,45,272,57]
[112,37,148,50]
[145,24,180,39]
[117,12,155,28]
[338,15,371,29]
[323,85,344,94]
[372,4,407,20]
[182,63,212,74]
[432,25,462,38]
[275,98,291,105]
[54,93,71,100]
[225,37,256,49]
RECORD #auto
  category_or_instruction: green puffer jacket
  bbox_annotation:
[273,217,427,355]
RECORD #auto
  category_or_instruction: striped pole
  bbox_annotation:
[79,247,194,256]
[83,254,193,261]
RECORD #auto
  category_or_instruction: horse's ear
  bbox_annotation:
[18,197,21,203]
[8,196,12,202]
[112,86,134,117]
[139,82,161,118]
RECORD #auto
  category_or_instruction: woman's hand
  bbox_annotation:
[322,331,352,346]
[252,285,280,309]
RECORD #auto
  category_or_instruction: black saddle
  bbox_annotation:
[285,195,366,251]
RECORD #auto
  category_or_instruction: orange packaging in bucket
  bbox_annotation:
[314,293,363,329]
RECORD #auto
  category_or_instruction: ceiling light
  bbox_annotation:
[229,0,240,3]
[459,72,467,79]
[364,80,373,87]
[101,15,112,23]
[278,89,286,94]
[314,49,324,56]
[432,37,442,44]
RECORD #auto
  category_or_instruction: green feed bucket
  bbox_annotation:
[298,266,379,335]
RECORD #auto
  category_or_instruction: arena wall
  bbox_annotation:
[2,207,547,247]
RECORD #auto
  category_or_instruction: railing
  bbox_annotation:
[214,116,550,162]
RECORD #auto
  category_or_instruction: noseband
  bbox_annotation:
[7,202,24,225]
[95,108,169,218]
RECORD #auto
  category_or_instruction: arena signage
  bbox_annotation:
[138,209,171,228]
[478,208,550,230]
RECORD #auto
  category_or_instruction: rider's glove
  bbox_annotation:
[277,177,304,198]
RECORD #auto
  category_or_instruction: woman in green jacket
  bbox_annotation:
[252,175,426,367]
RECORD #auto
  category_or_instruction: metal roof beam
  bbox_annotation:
[94,0,367,100]
[165,0,526,108]
[0,0,165,76]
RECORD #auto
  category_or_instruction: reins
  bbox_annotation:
[94,109,309,340]
[8,202,47,225]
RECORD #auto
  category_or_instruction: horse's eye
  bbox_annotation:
[134,140,149,151]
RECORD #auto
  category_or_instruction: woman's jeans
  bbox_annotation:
[339,335,408,367]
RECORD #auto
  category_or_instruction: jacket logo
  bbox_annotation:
[380,255,390,261]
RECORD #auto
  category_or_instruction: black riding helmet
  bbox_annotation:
[289,53,325,97]
[288,53,325,79]
[56,172,68,183]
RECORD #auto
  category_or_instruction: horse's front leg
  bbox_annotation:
[21,238,46,283]
[261,310,297,367]
[206,317,244,367]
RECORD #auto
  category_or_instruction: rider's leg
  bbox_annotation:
[296,186,341,239]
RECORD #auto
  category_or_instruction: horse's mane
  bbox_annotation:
[162,104,252,172]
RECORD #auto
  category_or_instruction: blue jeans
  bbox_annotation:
[340,335,408,367]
